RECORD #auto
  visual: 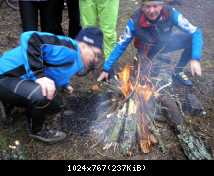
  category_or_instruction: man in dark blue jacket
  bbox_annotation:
[0,27,103,143]
[98,0,203,86]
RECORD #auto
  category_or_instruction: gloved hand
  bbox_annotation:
[97,71,109,82]
[190,60,202,76]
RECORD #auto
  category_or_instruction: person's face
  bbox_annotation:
[142,3,163,21]
[79,42,103,74]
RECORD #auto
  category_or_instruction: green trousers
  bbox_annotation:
[79,0,119,59]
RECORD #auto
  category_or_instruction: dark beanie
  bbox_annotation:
[76,27,104,50]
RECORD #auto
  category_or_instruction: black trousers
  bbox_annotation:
[19,1,50,32]
[47,0,81,38]
[0,77,62,133]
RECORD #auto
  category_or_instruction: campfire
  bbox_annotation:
[90,56,159,156]
[89,55,212,159]
[118,64,158,154]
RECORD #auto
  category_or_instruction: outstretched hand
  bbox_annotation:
[190,60,202,76]
[97,71,109,82]
[36,77,56,100]
[64,85,74,95]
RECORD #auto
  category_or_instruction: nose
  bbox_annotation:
[149,7,155,13]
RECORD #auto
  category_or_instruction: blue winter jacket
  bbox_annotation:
[0,31,85,88]
[103,6,203,72]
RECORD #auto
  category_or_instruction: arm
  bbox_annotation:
[20,32,76,75]
[20,31,79,79]
[34,45,79,99]
[171,8,203,61]
[20,32,78,97]
[42,44,80,88]
[103,19,135,72]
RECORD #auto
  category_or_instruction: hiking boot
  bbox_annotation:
[172,72,193,86]
[29,129,67,144]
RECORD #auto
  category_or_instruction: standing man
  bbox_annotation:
[19,0,50,32]
[47,0,81,38]
[79,0,120,59]
[0,27,103,143]
[98,0,203,86]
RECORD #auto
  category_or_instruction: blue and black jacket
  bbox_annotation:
[103,6,203,72]
[0,31,84,88]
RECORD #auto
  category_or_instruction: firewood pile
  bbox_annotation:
[89,54,213,160]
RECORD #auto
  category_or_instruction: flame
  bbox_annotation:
[139,134,158,154]
[118,65,133,97]
[118,65,154,102]
[139,114,157,154]
[136,83,154,102]
[118,65,157,154]
[140,139,151,154]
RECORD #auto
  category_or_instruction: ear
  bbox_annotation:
[79,42,88,59]
[79,41,86,48]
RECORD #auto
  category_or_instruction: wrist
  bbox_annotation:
[102,69,110,73]
[190,59,200,63]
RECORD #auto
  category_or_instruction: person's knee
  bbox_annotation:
[28,87,49,109]
[183,37,192,54]
[181,33,192,49]
[31,95,49,109]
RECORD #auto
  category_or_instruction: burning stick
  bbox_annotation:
[120,98,138,155]
[103,103,127,151]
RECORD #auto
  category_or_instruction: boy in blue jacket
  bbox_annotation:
[0,27,103,143]
[98,0,203,86]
